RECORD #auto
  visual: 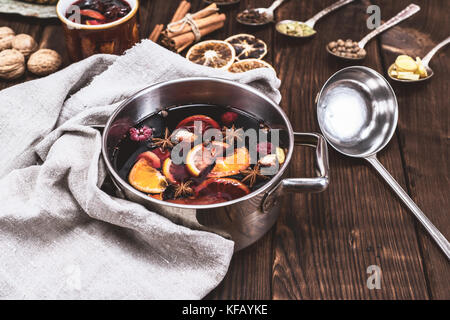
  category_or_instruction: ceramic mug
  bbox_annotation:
[56,0,140,61]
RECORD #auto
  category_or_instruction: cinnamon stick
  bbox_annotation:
[149,24,164,42]
[177,42,192,53]
[165,13,226,38]
[171,0,191,23]
[160,2,224,52]
[190,3,218,20]
[169,21,225,51]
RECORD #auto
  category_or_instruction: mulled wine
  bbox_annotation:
[112,104,287,205]
[66,0,131,25]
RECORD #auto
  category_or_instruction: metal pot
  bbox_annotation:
[102,78,329,251]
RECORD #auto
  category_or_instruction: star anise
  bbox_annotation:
[222,125,244,145]
[151,127,174,150]
[240,164,269,188]
[173,180,194,199]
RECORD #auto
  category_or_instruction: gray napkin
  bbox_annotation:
[0,40,281,299]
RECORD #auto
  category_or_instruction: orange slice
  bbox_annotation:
[167,178,251,204]
[162,158,191,185]
[186,141,250,177]
[152,147,171,163]
[128,158,168,194]
[149,193,163,200]
[185,142,222,177]
[209,146,250,178]
[136,151,161,169]
[195,178,250,201]
[176,114,221,134]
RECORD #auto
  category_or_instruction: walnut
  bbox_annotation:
[27,49,62,76]
[11,34,37,58]
[0,49,25,80]
[0,35,14,51]
[0,26,15,51]
[0,26,14,39]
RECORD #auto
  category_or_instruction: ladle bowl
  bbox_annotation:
[317,67,397,157]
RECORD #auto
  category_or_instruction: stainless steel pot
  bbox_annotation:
[102,77,329,251]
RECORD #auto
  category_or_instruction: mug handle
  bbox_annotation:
[261,132,329,212]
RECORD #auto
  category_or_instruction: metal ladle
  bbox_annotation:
[316,66,450,260]
[327,3,420,60]
[388,36,450,83]
[276,0,356,38]
[236,0,287,26]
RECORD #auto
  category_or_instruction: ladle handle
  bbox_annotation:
[305,0,356,28]
[366,155,450,260]
[422,36,450,66]
[267,0,286,13]
[358,3,420,48]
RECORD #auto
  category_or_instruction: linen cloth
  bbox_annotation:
[0,40,281,299]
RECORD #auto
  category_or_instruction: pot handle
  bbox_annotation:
[281,132,329,193]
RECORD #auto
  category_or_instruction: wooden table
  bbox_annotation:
[1,0,448,299]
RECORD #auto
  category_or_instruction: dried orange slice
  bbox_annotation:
[195,178,250,201]
[225,34,267,60]
[162,158,191,185]
[228,59,274,73]
[186,141,250,178]
[186,40,235,70]
[128,157,168,194]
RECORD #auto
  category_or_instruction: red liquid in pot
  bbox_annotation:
[112,104,287,205]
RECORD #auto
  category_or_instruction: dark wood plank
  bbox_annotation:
[204,0,275,300]
[272,0,430,299]
[375,0,450,300]
[205,230,274,299]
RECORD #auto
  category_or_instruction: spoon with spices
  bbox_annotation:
[236,0,287,26]
[275,0,356,38]
[327,3,420,60]
[388,36,450,83]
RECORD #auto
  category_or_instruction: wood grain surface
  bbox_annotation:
[0,0,448,299]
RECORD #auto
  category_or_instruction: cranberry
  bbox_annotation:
[256,142,274,156]
[129,126,152,141]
